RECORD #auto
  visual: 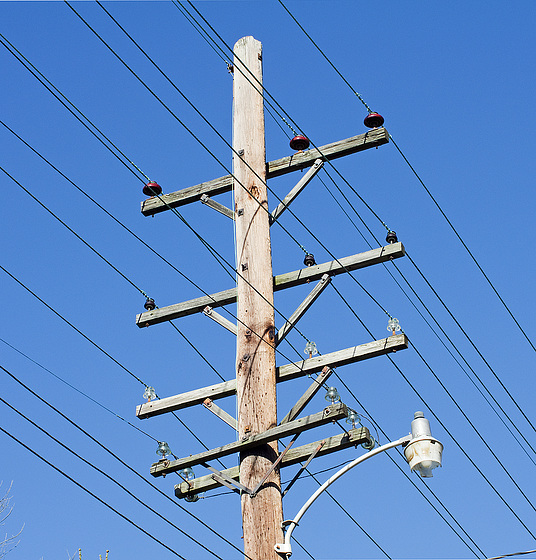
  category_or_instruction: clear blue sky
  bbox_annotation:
[1,2,535,559]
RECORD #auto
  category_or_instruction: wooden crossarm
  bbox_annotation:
[140,128,389,216]
[136,243,404,327]
[174,427,371,497]
[136,334,407,419]
[150,403,348,477]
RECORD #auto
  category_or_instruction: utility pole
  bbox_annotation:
[136,35,406,560]
[232,36,283,558]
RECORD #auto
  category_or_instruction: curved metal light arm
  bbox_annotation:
[275,434,411,557]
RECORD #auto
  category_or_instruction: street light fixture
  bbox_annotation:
[274,411,443,558]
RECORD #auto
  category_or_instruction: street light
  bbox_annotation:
[274,411,443,558]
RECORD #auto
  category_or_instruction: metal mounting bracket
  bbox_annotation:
[281,440,325,498]
[249,433,300,497]
[200,194,235,220]
[202,398,238,431]
[202,463,252,495]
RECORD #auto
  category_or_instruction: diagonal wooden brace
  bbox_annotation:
[275,274,331,346]
[202,398,238,430]
[280,366,333,425]
[202,306,237,335]
[200,194,235,220]
[270,159,323,224]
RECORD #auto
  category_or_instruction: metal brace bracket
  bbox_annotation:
[200,194,235,220]
[202,398,238,431]
[281,440,325,498]
[202,463,252,495]
[249,433,300,497]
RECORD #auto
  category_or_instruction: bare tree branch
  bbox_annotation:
[0,482,23,559]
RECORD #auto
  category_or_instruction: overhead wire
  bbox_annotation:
[0,424,191,560]
[2,4,510,556]
[0,364,252,560]
[175,3,536,459]
[86,3,532,508]
[0,33,148,184]
[84,0,398,339]
[0,140,322,393]
[0,119,362,475]
[24,0,404,419]
[0,336,157,442]
[0,260,229,471]
[485,549,536,560]
[0,398,223,559]
[276,0,536,358]
[180,0,392,235]
[161,4,497,552]
[1,8,452,560]
[330,278,536,538]
[318,157,536,462]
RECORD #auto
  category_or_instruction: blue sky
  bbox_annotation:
[1,2,535,559]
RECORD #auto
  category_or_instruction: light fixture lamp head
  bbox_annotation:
[404,411,443,478]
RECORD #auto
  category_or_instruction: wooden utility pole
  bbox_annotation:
[136,33,402,560]
[232,36,283,559]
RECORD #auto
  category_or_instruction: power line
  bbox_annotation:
[88,8,498,550]
[321,166,536,463]
[485,549,536,560]
[180,0,392,235]
[0,263,147,387]
[328,281,536,539]
[1,122,315,395]
[0,364,253,560]
[310,141,536,464]
[277,0,536,358]
[0,336,157,442]
[36,1,398,367]
[406,251,536,435]
[0,33,148,183]
[0,165,150,299]
[0,424,191,560]
[0,262,229,470]
[0,397,225,559]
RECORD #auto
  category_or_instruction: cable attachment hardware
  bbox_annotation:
[386,230,398,244]
[143,181,162,197]
[144,297,156,311]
